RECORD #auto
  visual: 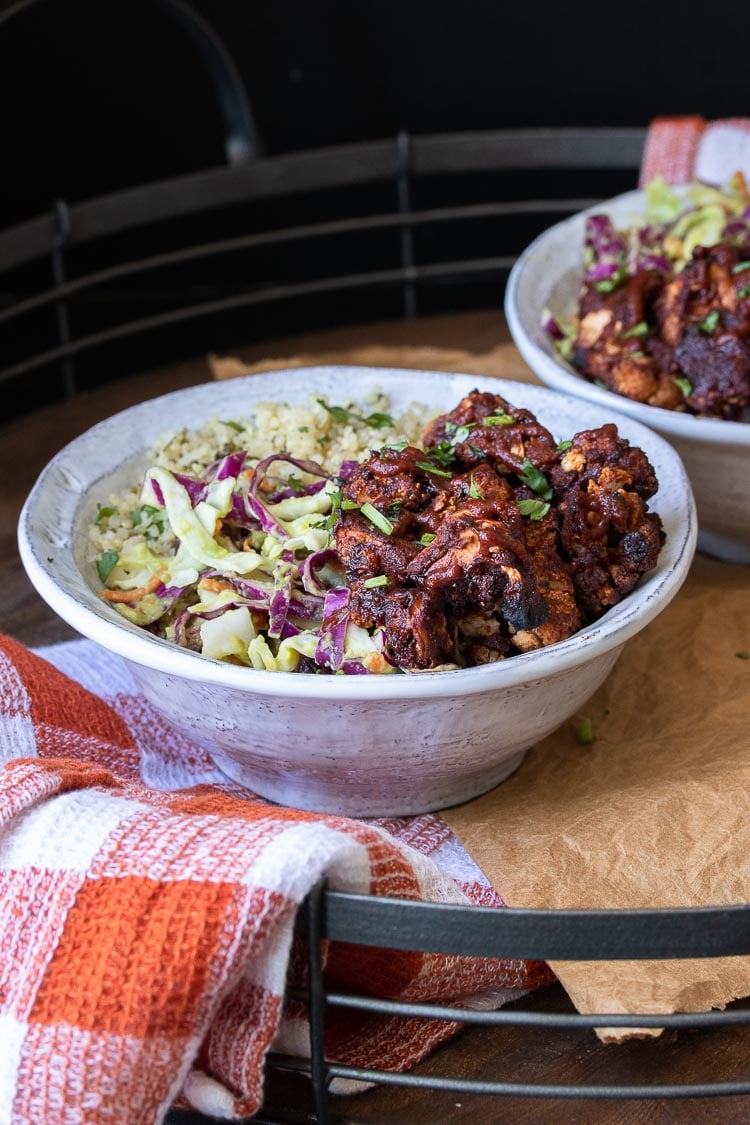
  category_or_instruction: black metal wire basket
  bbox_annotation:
[4,8,750,1120]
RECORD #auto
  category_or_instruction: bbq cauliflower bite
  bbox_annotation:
[571,238,750,418]
[654,242,750,418]
[333,392,663,671]
[573,273,684,411]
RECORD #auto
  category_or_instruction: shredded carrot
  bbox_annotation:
[101,575,161,604]
[259,478,275,494]
[201,578,233,593]
[243,468,254,480]
[214,518,223,537]
[242,538,255,552]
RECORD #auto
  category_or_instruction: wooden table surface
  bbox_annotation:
[3,311,749,1125]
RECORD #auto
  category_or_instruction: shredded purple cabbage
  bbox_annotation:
[314,586,350,671]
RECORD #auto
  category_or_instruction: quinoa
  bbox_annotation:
[89,391,434,559]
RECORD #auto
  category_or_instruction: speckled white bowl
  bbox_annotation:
[505,189,750,565]
[19,367,696,816]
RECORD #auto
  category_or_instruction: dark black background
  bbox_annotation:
[1,0,746,223]
[1,0,748,416]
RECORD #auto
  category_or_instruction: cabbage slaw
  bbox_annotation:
[96,449,394,675]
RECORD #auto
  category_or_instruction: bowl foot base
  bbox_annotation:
[208,748,528,817]
[698,529,750,566]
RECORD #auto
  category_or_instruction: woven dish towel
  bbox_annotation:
[0,633,552,1124]
[640,115,750,186]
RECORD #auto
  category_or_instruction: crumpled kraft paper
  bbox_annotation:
[444,554,750,1040]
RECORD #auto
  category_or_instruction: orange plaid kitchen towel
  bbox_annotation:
[640,115,750,186]
[0,633,551,1123]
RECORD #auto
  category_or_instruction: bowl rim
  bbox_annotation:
[18,365,697,701]
[505,187,750,447]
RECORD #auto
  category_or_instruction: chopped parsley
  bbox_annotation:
[630,350,646,359]
[416,459,452,477]
[738,285,750,300]
[732,261,750,274]
[468,475,484,500]
[221,420,243,433]
[622,321,648,339]
[95,505,115,523]
[316,398,393,429]
[593,267,626,294]
[556,439,573,453]
[673,376,692,399]
[576,717,594,745]
[699,309,720,333]
[424,441,456,466]
[517,499,550,520]
[298,425,309,433]
[96,550,119,584]
[363,575,388,589]
[518,458,553,501]
[361,502,394,535]
[341,498,360,510]
[419,532,436,546]
[482,412,515,427]
[385,440,408,452]
[451,423,474,443]
[286,473,306,495]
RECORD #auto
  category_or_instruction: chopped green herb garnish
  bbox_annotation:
[425,441,456,466]
[732,261,750,274]
[673,376,692,398]
[363,574,388,589]
[623,321,648,339]
[286,474,306,495]
[321,488,342,532]
[419,532,436,546]
[341,498,360,510]
[738,285,750,300]
[416,460,453,477]
[576,717,594,745]
[452,424,474,443]
[385,440,408,451]
[482,412,515,427]
[594,267,626,294]
[556,439,573,453]
[130,508,142,526]
[736,651,750,660]
[96,505,115,523]
[316,398,393,429]
[221,420,243,432]
[699,309,720,333]
[468,475,484,500]
[630,350,646,359]
[298,425,309,433]
[96,550,119,584]
[361,502,394,535]
[517,499,551,520]
[468,444,484,457]
[518,458,553,501]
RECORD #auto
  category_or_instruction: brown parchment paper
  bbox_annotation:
[209,318,750,1038]
[445,554,750,1038]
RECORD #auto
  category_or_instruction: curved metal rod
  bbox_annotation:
[0,0,261,164]
[0,255,518,384]
[156,0,261,162]
[0,198,600,326]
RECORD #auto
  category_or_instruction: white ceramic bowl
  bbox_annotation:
[18,367,696,816]
[505,189,750,565]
